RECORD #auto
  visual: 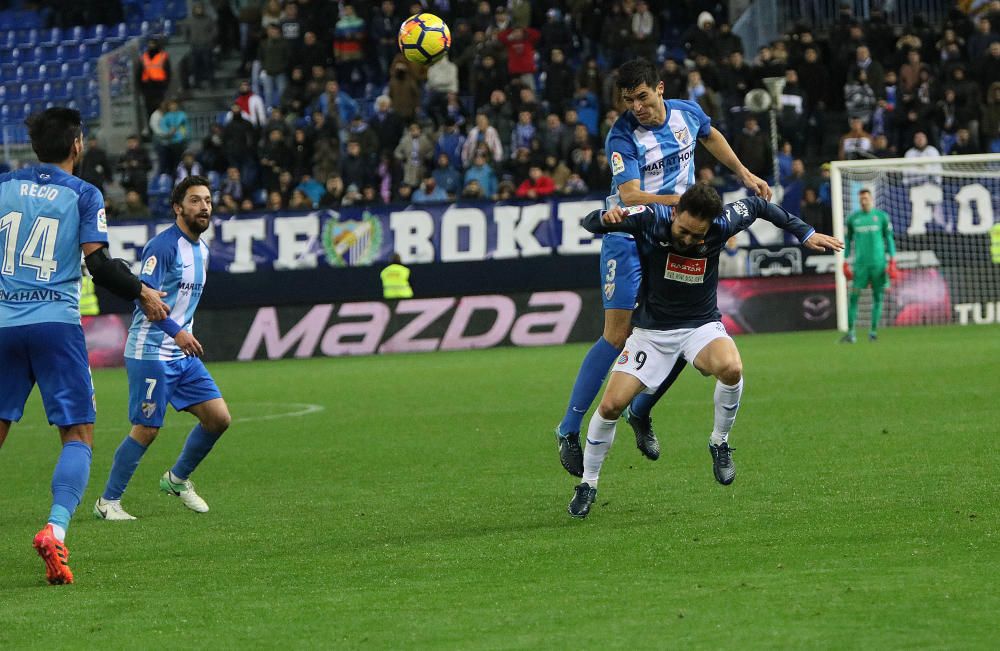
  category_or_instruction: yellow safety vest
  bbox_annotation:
[992,223,1000,264]
[380,263,413,299]
[80,275,100,316]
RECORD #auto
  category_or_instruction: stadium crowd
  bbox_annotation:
[63,1,1000,223]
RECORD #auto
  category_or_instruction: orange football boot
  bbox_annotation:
[32,524,74,585]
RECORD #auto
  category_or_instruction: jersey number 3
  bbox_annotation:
[0,211,60,281]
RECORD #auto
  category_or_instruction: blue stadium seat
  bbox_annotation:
[162,19,175,36]
[82,97,100,119]
[25,82,44,101]
[84,42,104,59]
[43,81,69,101]
[126,21,144,38]
[63,79,79,99]
[16,29,39,47]
[0,62,17,80]
[61,61,84,78]
[1,30,15,50]
[38,45,61,63]
[13,47,38,65]
[39,27,61,47]
[39,65,61,82]
[83,24,106,44]
[113,23,128,40]
[14,65,35,82]
[0,49,14,65]
[165,0,187,20]
[0,12,14,32]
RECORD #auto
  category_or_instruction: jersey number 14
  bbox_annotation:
[0,210,60,281]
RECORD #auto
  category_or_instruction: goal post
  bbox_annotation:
[830,154,1000,333]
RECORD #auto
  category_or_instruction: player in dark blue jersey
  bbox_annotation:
[0,107,169,583]
[555,58,772,477]
[566,184,842,518]
[94,177,231,520]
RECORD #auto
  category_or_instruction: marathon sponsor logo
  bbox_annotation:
[641,147,694,176]
[0,289,64,301]
[178,281,204,293]
[664,253,707,284]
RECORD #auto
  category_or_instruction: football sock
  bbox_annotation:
[49,441,92,540]
[102,435,149,501]
[629,358,686,419]
[171,424,222,481]
[870,289,884,335]
[710,378,744,446]
[847,290,860,334]
[582,413,618,487]
[558,337,622,436]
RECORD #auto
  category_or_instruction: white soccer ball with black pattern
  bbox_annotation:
[398,13,451,65]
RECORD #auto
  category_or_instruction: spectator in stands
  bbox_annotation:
[413,176,449,203]
[432,153,462,198]
[312,134,341,181]
[480,89,516,147]
[260,128,293,190]
[543,154,572,192]
[461,179,485,200]
[935,88,976,153]
[346,114,378,161]
[471,53,508,111]
[871,134,895,158]
[394,182,414,204]
[983,82,1000,151]
[682,11,717,60]
[289,128,314,179]
[395,123,434,188]
[779,68,807,155]
[259,24,291,108]
[716,22,744,59]
[599,3,630,68]
[296,174,325,207]
[629,2,657,62]
[571,143,603,192]
[516,165,555,199]
[542,49,575,115]
[539,7,572,58]
[118,190,150,220]
[443,92,468,128]
[537,113,572,163]
[289,189,313,210]
[974,42,1000,102]
[79,135,112,195]
[968,17,999,62]
[160,100,190,179]
[371,1,401,77]
[434,117,466,170]
[577,57,602,99]
[334,4,367,94]
[267,191,286,211]
[118,134,152,202]
[497,25,541,91]
[222,104,258,186]
[184,1,218,90]
[800,187,832,235]
[138,38,171,124]
[719,51,754,116]
[307,110,339,144]
[220,166,247,206]
[951,128,978,156]
[342,140,375,191]
[389,56,421,122]
[659,58,686,100]
[264,107,292,142]
[234,80,268,128]
[426,54,459,124]
[280,1,303,43]
[852,45,885,99]
[845,69,878,129]
[319,176,346,207]
[370,95,406,157]
[298,31,330,70]
[199,123,228,175]
[899,49,928,102]
[905,131,941,159]
[733,116,772,181]
[281,67,311,116]
[462,113,504,167]
[464,152,497,199]
[839,116,874,160]
[511,110,537,154]
[175,151,204,185]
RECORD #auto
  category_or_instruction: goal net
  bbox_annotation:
[831,154,1000,332]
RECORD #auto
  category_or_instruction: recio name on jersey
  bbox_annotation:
[18,183,60,200]
[641,148,694,175]
[0,289,64,301]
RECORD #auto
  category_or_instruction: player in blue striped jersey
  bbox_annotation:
[555,59,772,476]
[95,177,232,521]
[1,107,169,584]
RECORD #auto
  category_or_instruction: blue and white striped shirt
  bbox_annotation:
[605,99,712,207]
[125,224,208,361]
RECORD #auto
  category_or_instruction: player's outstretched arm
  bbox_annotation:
[83,243,169,321]
[803,232,844,252]
[617,180,680,207]
[700,127,772,201]
[581,206,651,235]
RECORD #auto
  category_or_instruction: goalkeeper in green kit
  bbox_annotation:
[841,188,898,343]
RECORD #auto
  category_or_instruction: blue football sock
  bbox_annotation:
[558,337,622,435]
[171,424,222,480]
[629,358,687,419]
[49,441,92,533]
[102,435,149,501]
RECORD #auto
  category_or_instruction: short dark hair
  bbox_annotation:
[171,175,211,207]
[26,107,82,163]
[859,188,872,196]
[617,58,660,94]
[677,183,723,221]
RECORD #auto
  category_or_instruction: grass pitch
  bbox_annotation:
[1,325,997,649]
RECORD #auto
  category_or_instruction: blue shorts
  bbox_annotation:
[600,233,642,310]
[126,356,222,428]
[0,323,96,427]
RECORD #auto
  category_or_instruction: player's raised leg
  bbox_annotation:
[691,328,743,485]
[556,234,641,477]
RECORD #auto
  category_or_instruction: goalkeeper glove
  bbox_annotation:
[887,259,899,280]
[843,261,853,281]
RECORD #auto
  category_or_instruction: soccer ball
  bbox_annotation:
[398,13,451,65]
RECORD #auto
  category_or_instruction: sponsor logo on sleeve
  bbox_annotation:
[611,151,625,175]
[623,205,646,216]
[617,350,629,365]
[664,253,707,284]
[97,208,107,233]
[142,256,157,275]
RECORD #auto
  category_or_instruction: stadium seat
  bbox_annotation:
[82,97,100,119]
[1,30,15,50]
[113,23,128,40]
[16,29,39,47]
[126,21,144,38]
[84,42,104,59]
[44,81,69,102]
[38,45,61,64]
[61,61,84,78]
[165,0,188,20]
[39,65,62,82]
[25,82,44,101]
[0,49,14,65]
[39,27,61,47]
[68,25,85,44]
[13,47,39,65]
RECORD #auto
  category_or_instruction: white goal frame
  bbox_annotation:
[830,153,1000,332]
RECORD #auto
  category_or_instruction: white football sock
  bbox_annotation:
[50,524,66,542]
[711,377,744,446]
[582,412,618,487]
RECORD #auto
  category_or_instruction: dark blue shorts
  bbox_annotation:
[126,356,222,428]
[0,322,96,427]
[600,233,642,310]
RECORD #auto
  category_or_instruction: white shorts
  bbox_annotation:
[614,322,731,391]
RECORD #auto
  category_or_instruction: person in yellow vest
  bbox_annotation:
[381,254,413,299]
[991,221,1000,264]
[138,38,171,123]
